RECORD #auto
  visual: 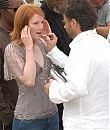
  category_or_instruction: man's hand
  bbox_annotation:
[44,79,54,95]
[43,20,52,35]
[41,33,57,52]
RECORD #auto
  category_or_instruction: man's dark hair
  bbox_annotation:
[0,0,10,10]
[60,0,98,31]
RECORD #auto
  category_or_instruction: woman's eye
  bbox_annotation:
[34,22,39,24]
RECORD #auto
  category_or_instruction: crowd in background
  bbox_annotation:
[0,0,109,130]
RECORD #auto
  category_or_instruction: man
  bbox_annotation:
[41,1,72,129]
[0,0,23,129]
[43,0,109,129]
[89,0,110,38]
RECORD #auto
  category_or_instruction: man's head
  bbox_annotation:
[89,0,107,9]
[0,0,23,30]
[0,0,10,17]
[46,0,65,13]
[59,0,97,39]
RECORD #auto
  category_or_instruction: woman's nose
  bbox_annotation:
[39,23,43,29]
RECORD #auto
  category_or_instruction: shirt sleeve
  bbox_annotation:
[48,43,92,104]
[47,46,68,69]
[4,43,25,80]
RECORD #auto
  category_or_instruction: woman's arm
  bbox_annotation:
[18,25,36,86]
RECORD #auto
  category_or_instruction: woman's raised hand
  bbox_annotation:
[21,25,33,49]
[42,20,52,35]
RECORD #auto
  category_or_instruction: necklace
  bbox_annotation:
[0,26,11,33]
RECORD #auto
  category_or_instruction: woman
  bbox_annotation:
[4,4,59,130]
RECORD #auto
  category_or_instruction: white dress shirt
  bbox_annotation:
[47,30,109,129]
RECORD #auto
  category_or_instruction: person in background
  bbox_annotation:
[23,0,42,6]
[89,0,110,38]
[41,1,72,129]
[4,4,59,130]
[0,0,23,129]
[43,0,109,129]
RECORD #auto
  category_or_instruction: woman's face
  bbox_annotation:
[28,13,44,40]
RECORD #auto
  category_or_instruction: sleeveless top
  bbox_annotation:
[4,39,57,120]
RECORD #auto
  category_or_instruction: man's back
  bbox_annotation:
[63,32,109,129]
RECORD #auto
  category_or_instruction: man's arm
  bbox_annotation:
[0,48,2,79]
[0,48,14,126]
[0,85,14,126]
[96,22,110,38]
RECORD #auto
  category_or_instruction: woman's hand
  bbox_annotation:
[42,20,52,35]
[21,25,33,49]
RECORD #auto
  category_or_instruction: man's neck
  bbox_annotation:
[0,22,13,32]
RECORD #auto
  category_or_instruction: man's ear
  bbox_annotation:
[71,18,80,28]
[70,18,77,28]
[0,9,7,17]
